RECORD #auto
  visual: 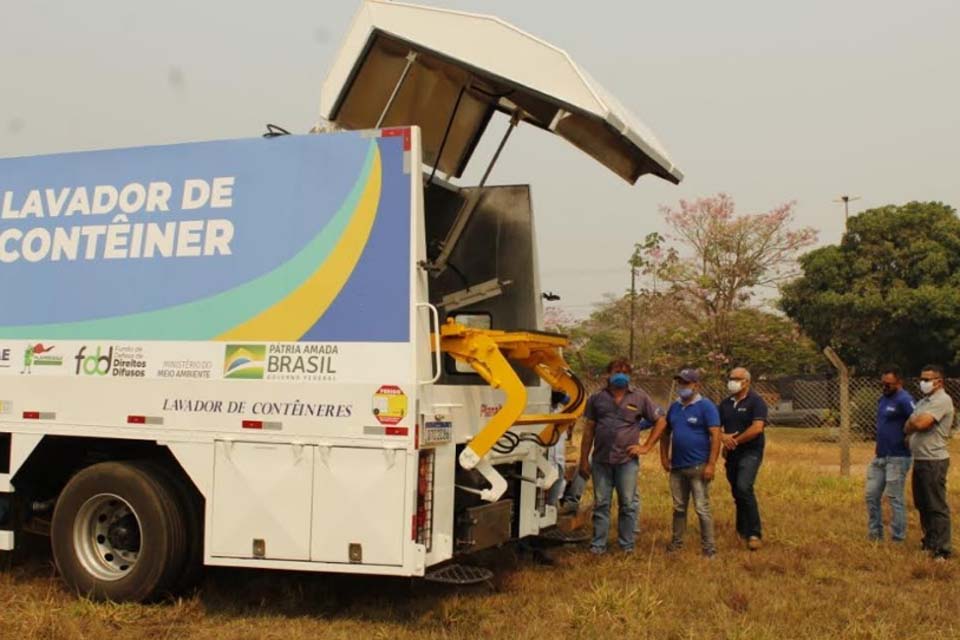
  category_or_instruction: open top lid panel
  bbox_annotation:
[319,0,683,185]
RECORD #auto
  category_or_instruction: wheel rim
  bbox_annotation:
[73,493,142,581]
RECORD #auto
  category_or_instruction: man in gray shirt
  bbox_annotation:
[905,364,955,559]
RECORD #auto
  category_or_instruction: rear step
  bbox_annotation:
[424,564,494,585]
[537,527,591,544]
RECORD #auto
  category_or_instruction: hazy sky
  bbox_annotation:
[2,0,958,317]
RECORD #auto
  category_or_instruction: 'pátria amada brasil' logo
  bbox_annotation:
[223,345,266,380]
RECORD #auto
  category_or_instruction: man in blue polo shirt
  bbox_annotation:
[579,358,665,554]
[865,367,914,542]
[641,368,721,556]
[719,367,768,550]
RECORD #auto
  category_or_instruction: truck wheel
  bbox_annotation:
[135,460,205,594]
[51,461,186,602]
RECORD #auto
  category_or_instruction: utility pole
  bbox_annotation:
[628,245,641,365]
[834,195,861,229]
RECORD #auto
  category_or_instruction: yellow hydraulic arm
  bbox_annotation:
[434,319,585,500]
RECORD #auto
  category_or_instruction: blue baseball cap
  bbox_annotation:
[675,368,701,383]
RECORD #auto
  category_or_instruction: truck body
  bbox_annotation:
[0,0,681,600]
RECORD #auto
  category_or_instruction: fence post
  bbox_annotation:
[823,347,851,476]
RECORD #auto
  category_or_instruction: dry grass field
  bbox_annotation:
[2,428,958,640]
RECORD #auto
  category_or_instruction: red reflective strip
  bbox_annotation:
[242,420,263,429]
[22,411,39,420]
[385,426,408,436]
[127,415,146,424]
[412,514,417,540]
[414,423,419,449]
[381,127,411,150]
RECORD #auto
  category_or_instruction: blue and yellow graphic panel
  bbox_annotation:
[0,132,411,342]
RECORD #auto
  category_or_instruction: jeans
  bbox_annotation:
[865,456,911,541]
[913,459,952,556]
[591,458,639,552]
[562,472,587,508]
[547,463,566,506]
[726,449,763,539]
[669,464,716,553]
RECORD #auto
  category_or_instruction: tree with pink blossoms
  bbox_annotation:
[654,194,817,368]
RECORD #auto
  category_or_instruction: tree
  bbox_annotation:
[780,201,960,374]
[567,293,821,379]
[655,194,817,368]
[543,306,577,334]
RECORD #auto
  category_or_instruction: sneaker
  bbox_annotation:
[589,546,607,556]
[666,541,683,553]
[932,551,952,561]
[747,536,763,551]
[702,548,717,558]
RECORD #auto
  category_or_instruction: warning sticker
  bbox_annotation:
[372,385,407,425]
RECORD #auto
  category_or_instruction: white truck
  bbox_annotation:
[0,0,682,601]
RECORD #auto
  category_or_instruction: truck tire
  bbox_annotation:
[134,460,205,594]
[51,461,187,602]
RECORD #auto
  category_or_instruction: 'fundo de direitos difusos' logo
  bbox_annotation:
[74,345,147,377]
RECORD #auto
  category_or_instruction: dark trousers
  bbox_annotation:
[912,459,951,556]
[726,449,763,539]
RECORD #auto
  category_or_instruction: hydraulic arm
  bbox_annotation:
[435,319,585,501]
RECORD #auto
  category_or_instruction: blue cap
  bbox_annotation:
[675,368,701,383]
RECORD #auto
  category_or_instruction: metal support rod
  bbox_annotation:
[431,112,521,273]
[375,52,418,129]
[478,111,520,189]
[427,84,467,186]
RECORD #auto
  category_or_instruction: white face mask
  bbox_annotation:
[727,380,743,394]
[920,380,936,395]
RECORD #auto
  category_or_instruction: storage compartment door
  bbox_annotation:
[312,447,407,565]
[210,441,314,560]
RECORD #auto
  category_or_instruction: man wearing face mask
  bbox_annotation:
[718,367,768,550]
[865,367,914,542]
[579,358,665,554]
[640,368,722,557]
[905,364,955,560]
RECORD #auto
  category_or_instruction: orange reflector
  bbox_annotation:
[385,427,408,436]
[242,420,263,429]
[127,415,146,424]
[22,411,39,420]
